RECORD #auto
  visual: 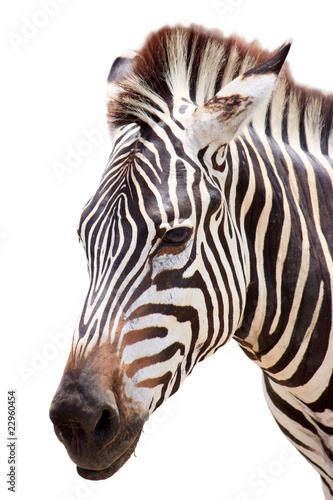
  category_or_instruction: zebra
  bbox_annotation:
[49,25,333,498]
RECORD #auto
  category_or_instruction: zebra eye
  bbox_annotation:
[162,227,192,246]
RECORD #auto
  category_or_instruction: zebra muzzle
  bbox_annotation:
[49,365,144,478]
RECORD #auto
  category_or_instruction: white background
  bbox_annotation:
[1,1,332,499]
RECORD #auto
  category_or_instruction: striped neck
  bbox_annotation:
[230,122,333,387]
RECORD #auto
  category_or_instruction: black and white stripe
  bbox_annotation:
[59,25,333,496]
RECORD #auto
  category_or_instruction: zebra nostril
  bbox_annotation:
[93,407,120,446]
[50,382,121,449]
[95,409,112,434]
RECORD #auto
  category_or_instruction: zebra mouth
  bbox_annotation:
[76,432,140,481]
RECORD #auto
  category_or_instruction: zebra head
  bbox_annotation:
[50,27,290,480]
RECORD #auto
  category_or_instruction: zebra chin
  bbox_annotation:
[76,431,142,481]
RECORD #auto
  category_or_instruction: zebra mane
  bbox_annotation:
[107,25,333,155]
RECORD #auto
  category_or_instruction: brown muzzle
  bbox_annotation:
[49,363,144,480]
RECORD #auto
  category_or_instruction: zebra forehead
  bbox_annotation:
[77,135,201,244]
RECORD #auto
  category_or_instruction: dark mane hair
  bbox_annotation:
[107,25,333,153]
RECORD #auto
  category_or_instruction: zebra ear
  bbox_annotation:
[106,50,138,100]
[191,40,292,148]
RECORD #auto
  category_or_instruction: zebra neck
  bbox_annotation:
[231,123,333,385]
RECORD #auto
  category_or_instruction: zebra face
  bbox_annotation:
[50,32,290,481]
[50,119,237,480]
